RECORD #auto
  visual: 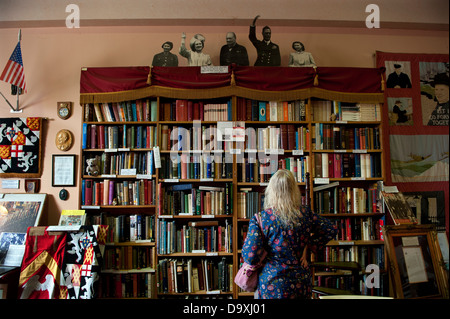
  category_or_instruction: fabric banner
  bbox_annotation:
[59,225,108,299]
[0,117,42,177]
[18,227,67,299]
[376,51,449,234]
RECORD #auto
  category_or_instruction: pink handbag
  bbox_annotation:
[234,213,267,292]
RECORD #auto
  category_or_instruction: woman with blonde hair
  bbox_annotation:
[241,169,337,299]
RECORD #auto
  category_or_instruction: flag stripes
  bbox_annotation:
[0,42,26,91]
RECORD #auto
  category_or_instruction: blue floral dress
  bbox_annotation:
[241,207,337,299]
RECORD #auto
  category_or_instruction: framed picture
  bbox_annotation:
[52,154,76,187]
[383,224,448,299]
[0,193,47,271]
[24,179,40,193]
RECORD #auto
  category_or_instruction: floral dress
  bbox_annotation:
[241,207,337,299]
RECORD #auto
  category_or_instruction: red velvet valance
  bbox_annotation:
[80,65,384,104]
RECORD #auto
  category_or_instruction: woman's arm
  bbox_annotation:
[241,213,266,266]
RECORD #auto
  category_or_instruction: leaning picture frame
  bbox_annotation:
[382,224,448,299]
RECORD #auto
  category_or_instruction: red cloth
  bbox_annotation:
[80,66,150,94]
[80,66,383,94]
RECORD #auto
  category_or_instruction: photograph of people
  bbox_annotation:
[249,15,281,66]
[427,72,449,126]
[288,41,316,67]
[152,41,178,67]
[219,32,249,66]
[386,63,412,88]
[179,33,212,66]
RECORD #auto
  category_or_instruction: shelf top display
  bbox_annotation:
[80,66,385,104]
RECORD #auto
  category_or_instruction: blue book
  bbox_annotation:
[258,101,266,121]
[82,123,87,149]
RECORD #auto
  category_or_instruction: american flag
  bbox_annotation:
[0,42,26,92]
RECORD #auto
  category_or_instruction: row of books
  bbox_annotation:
[98,272,157,299]
[100,214,156,243]
[157,258,233,294]
[312,124,381,150]
[160,100,232,122]
[82,123,157,150]
[311,100,381,122]
[157,219,233,255]
[84,99,158,123]
[237,124,309,151]
[237,190,265,219]
[158,183,233,217]
[159,154,233,180]
[331,217,384,241]
[82,151,155,177]
[161,124,233,152]
[313,152,382,179]
[81,179,157,207]
[237,156,310,183]
[321,246,385,270]
[236,98,307,122]
[103,245,156,271]
[313,183,379,214]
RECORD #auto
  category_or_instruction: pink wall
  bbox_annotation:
[0,24,448,225]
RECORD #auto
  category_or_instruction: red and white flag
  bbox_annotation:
[0,41,26,92]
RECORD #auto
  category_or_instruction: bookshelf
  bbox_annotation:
[79,66,386,298]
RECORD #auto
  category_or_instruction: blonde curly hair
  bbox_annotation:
[264,169,303,226]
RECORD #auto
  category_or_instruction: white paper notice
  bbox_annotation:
[402,246,428,283]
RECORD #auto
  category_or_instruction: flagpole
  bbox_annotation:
[0,91,16,112]
[16,29,22,112]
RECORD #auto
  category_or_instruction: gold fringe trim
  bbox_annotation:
[80,85,384,104]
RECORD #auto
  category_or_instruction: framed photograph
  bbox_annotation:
[0,194,47,271]
[383,224,448,299]
[52,154,76,187]
[24,179,40,193]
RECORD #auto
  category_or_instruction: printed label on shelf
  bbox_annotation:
[292,150,304,155]
[121,168,136,176]
[314,178,330,184]
[338,241,355,245]
[136,174,152,179]
[164,178,179,183]
[353,149,367,153]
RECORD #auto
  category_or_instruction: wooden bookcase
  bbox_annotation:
[78,66,386,299]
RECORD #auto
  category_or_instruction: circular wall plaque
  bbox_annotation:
[55,129,73,151]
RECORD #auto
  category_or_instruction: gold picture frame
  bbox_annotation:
[383,224,448,299]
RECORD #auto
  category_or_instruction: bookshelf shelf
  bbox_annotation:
[79,67,386,299]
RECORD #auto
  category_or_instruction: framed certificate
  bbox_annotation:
[52,154,76,187]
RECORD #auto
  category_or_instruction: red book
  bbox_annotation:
[98,125,105,149]
[84,179,93,205]
[187,101,193,121]
[90,124,97,149]
[193,102,200,120]
[176,100,187,121]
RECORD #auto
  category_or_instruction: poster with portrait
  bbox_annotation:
[385,61,412,89]
[387,97,413,126]
[419,62,449,126]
